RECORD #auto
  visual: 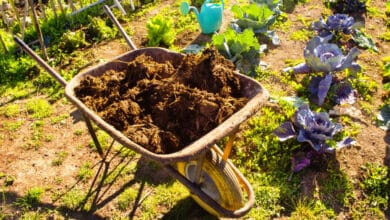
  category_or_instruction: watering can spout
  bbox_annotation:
[180,0,224,35]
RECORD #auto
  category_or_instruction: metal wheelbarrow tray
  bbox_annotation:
[65,47,269,164]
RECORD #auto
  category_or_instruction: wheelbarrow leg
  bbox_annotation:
[83,113,104,157]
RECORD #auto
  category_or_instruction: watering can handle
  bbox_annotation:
[204,0,224,9]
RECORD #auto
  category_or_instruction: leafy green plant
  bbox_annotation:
[15,187,45,209]
[85,17,118,43]
[0,104,20,118]
[58,29,90,52]
[360,163,389,209]
[26,98,53,119]
[59,188,86,210]
[146,14,176,47]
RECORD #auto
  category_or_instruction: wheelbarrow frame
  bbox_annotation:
[14,6,269,217]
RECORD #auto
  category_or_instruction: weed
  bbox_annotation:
[59,188,86,210]
[50,113,69,125]
[73,129,83,136]
[0,104,20,117]
[290,29,313,42]
[289,198,336,219]
[114,145,137,157]
[116,186,139,211]
[319,167,355,208]
[348,71,378,102]
[234,101,299,173]
[26,98,53,119]
[379,30,390,41]
[77,161,93,182]
[51,151,69,166]
[14,187,45,209]
[3,121,23,132]
[102,163,133,186]
[360,162,389,209]
[88,130,113,151]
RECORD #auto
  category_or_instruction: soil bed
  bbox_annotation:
[75,47,248,154]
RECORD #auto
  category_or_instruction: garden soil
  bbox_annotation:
[74,47,248,154]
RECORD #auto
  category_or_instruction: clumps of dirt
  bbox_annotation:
[75,47,248,154]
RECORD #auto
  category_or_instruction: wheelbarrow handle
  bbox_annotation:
[103,5,137,50]
[13,36,68,87]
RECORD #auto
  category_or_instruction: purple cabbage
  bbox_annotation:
[283,36,361,74]
[273,104,355,172]
[312,14,355,38]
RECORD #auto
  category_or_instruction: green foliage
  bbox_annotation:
[234,101,298,172]
[77,161,93,182]
[85,17,118,43]
[146,14,176,47]
[360,163,389,209]
[319,168,355,207]
[352,29,378,52]
[0,54,39,86]
[26,98,53,119]
[290,199,336,219]
[51,151,69,166]
[59,188,86,210]
[348,71,378,102]
[58,30,90,52]
[290,29,313,41]
[15,187,45,209]
[0,104,20,118]
[116,186,139,210]
[89,130,113,151]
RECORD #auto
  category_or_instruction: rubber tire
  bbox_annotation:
[176,149,243,217]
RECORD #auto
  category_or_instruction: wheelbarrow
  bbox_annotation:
[14,6,269,218]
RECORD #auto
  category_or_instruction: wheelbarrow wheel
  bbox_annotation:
[176,149,243,216]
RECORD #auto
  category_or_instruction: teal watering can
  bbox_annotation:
[180,0,224,35]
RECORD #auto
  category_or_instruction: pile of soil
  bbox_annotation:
[74,48,248,154]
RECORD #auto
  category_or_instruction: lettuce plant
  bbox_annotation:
[273,104,355,172]
[146,14,176,47]
[283,36,361,105]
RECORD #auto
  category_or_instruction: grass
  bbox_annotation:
[77,161,94,182]
[59,188,87,210]
[26,98,53,119]
[0,104,20,118]
[14,187,45,210]
[51,151,69,166]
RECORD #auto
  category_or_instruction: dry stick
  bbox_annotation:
[21,0,29,40]
[0,5,8,30]
[29,0,48,60]
[57,0,65,15]
[7,0,22,30]
[38,0,47,21]
[68,0,76,12]
[50,0,57,20]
